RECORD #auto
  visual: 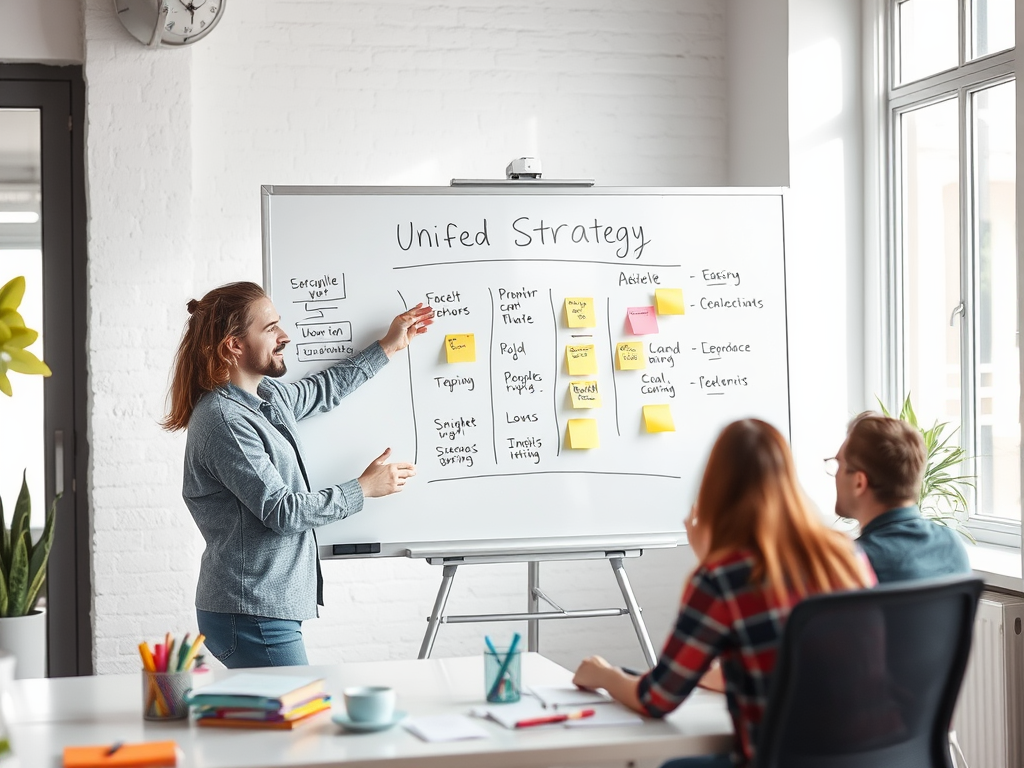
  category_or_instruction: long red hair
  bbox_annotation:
[162,281,266,432]
[697,419,870,604]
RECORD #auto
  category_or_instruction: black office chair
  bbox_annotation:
[755,574,983,768]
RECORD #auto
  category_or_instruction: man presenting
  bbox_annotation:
[832,412,970,582]
[163,281,433,667]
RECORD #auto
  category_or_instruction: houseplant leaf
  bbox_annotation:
[6,535,28,618]
[25,494,59,613]
[8,472,30,563]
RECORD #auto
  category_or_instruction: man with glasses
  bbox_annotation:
[828,412,969,583]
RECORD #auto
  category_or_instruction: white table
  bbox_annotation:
[8,654,732,768]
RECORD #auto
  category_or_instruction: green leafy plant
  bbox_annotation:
[0,471,58,616]
[878,394,976,542]
[0,275,57,616]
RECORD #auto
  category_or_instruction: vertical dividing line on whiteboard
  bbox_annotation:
[607,296,621,436]
[548,289,561,457]
[396,290,418,463]
[488,287,498,464]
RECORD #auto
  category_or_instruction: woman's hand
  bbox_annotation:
[572,655,616,691]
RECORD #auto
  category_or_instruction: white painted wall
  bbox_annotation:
[786,0,867,517]
[725,0,789,186]
[82,0,727,674]
[0,0,83,64]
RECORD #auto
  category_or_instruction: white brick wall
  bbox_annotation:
[83,0,725,674]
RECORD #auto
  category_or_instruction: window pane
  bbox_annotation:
[898,0,959,85]
[0,108,46,529]
[902,98,962,449]
[972,81,1018,521]
[971,0,1014,60]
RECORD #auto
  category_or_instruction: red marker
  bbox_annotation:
[515,708,596,728]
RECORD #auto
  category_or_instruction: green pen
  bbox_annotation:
[175,635,192,672]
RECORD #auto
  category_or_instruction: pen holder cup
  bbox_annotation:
[484,645,522,704]
[142,669,192,720]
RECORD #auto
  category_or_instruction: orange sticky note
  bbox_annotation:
[444,334,476,363]
[564,297,596,328]
[616,342,645,370]
[569,381,601,409]
[565,344,597,375]
[643,404,675,433]
[566,418,600,449]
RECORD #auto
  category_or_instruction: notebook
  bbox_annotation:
[63,741,178,768]
[185,672,324,711]
[195,701,330,730]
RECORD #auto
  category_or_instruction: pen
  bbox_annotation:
[105,740,124,756]
[180,633,205,670]
[515,708,596,728]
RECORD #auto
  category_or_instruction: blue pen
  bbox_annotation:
[484,635,499,657]
[488,632,521,701]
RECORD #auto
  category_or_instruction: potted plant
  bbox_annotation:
[0,275,54,679]
[878,394,976,543]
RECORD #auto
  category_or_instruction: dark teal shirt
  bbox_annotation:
[857,505,971,583]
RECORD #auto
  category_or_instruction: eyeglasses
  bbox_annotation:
[824,457,840,477]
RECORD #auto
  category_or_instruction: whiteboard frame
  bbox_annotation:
[260,185,792,560]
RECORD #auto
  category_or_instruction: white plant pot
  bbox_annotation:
[0,610,46,679]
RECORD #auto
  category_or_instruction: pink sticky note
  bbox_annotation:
[626,306,659,335]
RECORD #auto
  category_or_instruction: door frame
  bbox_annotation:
[0,63,90,676]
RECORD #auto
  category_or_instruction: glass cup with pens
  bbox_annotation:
[484,633,522,704]
[139,632,204,720]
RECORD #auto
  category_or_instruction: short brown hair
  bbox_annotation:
[844,412,926,507]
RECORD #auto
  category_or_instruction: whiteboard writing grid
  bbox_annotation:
[262,187,790,556]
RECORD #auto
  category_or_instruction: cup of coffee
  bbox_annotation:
[343,686,396,724]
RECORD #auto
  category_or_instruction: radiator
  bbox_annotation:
[952,590,1024,768]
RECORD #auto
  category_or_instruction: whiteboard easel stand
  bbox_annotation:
[413,549,658,668]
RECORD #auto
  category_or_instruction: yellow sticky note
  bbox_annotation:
[643,404,675,433]
[567,418,599,449]
[655,288,686,315]
[566,344,597,375]
[444,334,476,363]
[564,297,596,328]
[569,381,601,409]
[616,341,645,370]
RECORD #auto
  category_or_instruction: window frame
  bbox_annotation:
[884,0,1017,546]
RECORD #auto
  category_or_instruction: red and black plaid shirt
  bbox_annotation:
[636,548,875,764]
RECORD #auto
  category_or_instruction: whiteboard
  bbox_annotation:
[261,186,790,558]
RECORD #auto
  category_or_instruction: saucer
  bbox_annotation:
[332,710,407,732]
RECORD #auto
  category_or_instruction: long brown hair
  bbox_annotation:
[162,281,267,432]
[697,419,870,604]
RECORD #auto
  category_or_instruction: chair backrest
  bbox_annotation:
[755,574,983,768]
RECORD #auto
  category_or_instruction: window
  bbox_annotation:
[887,0,1016,542]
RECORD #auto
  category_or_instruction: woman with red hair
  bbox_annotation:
[573,418,875,768]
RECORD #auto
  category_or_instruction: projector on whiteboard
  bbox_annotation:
[506,157,542,179]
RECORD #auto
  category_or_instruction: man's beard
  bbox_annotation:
[245,345,287,378]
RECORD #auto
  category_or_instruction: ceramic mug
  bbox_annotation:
[343,686,396,724]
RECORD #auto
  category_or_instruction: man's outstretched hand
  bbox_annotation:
[380,303,434,358]
[357,448,416,497]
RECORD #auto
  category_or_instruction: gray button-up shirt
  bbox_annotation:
[183,343,388,621]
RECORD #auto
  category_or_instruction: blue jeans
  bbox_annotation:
[197,609,309,668]
[660,755,734,768]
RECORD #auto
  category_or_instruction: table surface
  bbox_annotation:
[7,653,732,768]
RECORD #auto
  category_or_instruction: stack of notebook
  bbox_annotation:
[187,672,331,729]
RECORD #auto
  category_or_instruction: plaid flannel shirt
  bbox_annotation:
[636,548,875,765]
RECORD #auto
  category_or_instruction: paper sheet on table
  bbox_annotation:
[528,685,612,709]
[471,699,549,730]
[565,703,645,728]
[402,713,490,742]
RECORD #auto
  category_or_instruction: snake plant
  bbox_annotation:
[0,471,58,617]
